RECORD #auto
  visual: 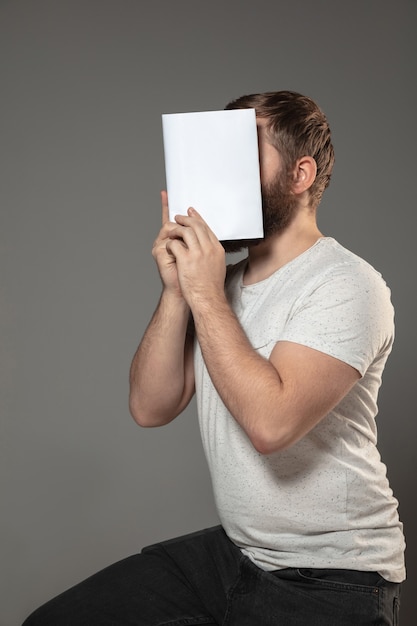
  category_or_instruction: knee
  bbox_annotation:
[21,610,41,626]
[21,603,61,626]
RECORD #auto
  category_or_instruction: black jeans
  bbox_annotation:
[22,526,401,625]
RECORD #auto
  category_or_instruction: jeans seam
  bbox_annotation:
[221,554,247,626]
[159,618,215,626]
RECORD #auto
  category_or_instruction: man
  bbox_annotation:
[23,91,405,625]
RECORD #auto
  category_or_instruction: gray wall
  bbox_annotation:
[1,1,415,624]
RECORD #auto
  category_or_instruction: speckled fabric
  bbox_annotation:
[194,237,406,583]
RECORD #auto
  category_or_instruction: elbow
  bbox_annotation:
[250,435,284,456]
[128,398,151,427]
[128,393,177,428]
[248,423,295,456]
[129,396,161,428]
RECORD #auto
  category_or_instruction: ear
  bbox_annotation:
[291,156,317,194]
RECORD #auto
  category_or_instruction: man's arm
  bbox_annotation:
[128,193,195,427]
[166,208,360,454]
[191,299,359,453]
[129,292,195,427]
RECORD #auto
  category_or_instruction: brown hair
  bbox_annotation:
[225,91,335,208]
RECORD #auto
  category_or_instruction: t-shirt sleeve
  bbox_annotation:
[279,262,395,376]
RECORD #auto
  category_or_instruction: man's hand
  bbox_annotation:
[151,191,185,299]
[165,207,227,309]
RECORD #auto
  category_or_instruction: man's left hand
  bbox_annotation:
[165,208,227,309]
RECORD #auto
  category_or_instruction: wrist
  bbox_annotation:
[189,289,228,318]
[160,287,190,312]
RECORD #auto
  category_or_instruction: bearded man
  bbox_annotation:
[23,91,405,626]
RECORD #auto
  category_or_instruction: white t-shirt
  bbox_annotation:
[194,237,406,583]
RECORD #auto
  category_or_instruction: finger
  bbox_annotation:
[168,224,198,249]
[161,190,170,225]
[153,221,177,249]
[166,237,187,257]
[175,208,218,245]
[174,207,202,224]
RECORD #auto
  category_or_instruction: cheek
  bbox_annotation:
[259,160,274,187]
[259,148,283,187]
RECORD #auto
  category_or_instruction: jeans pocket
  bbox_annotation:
[296,568,383,592]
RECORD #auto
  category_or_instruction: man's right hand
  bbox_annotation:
[152,191,184,299]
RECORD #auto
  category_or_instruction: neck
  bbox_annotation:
[243,208,324,285]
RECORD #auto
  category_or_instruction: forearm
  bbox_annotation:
[129,290,194,427]
[191,293,286,452]
[165,209,287,449]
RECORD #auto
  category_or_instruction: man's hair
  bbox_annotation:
[225,91,335,208]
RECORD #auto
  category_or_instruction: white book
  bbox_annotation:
[161,108,264,241]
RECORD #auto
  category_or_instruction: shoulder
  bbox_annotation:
[306,238,392,304]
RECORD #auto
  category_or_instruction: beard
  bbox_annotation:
[220,171,298,254]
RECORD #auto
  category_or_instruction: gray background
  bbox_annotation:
[1,1,415,624]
